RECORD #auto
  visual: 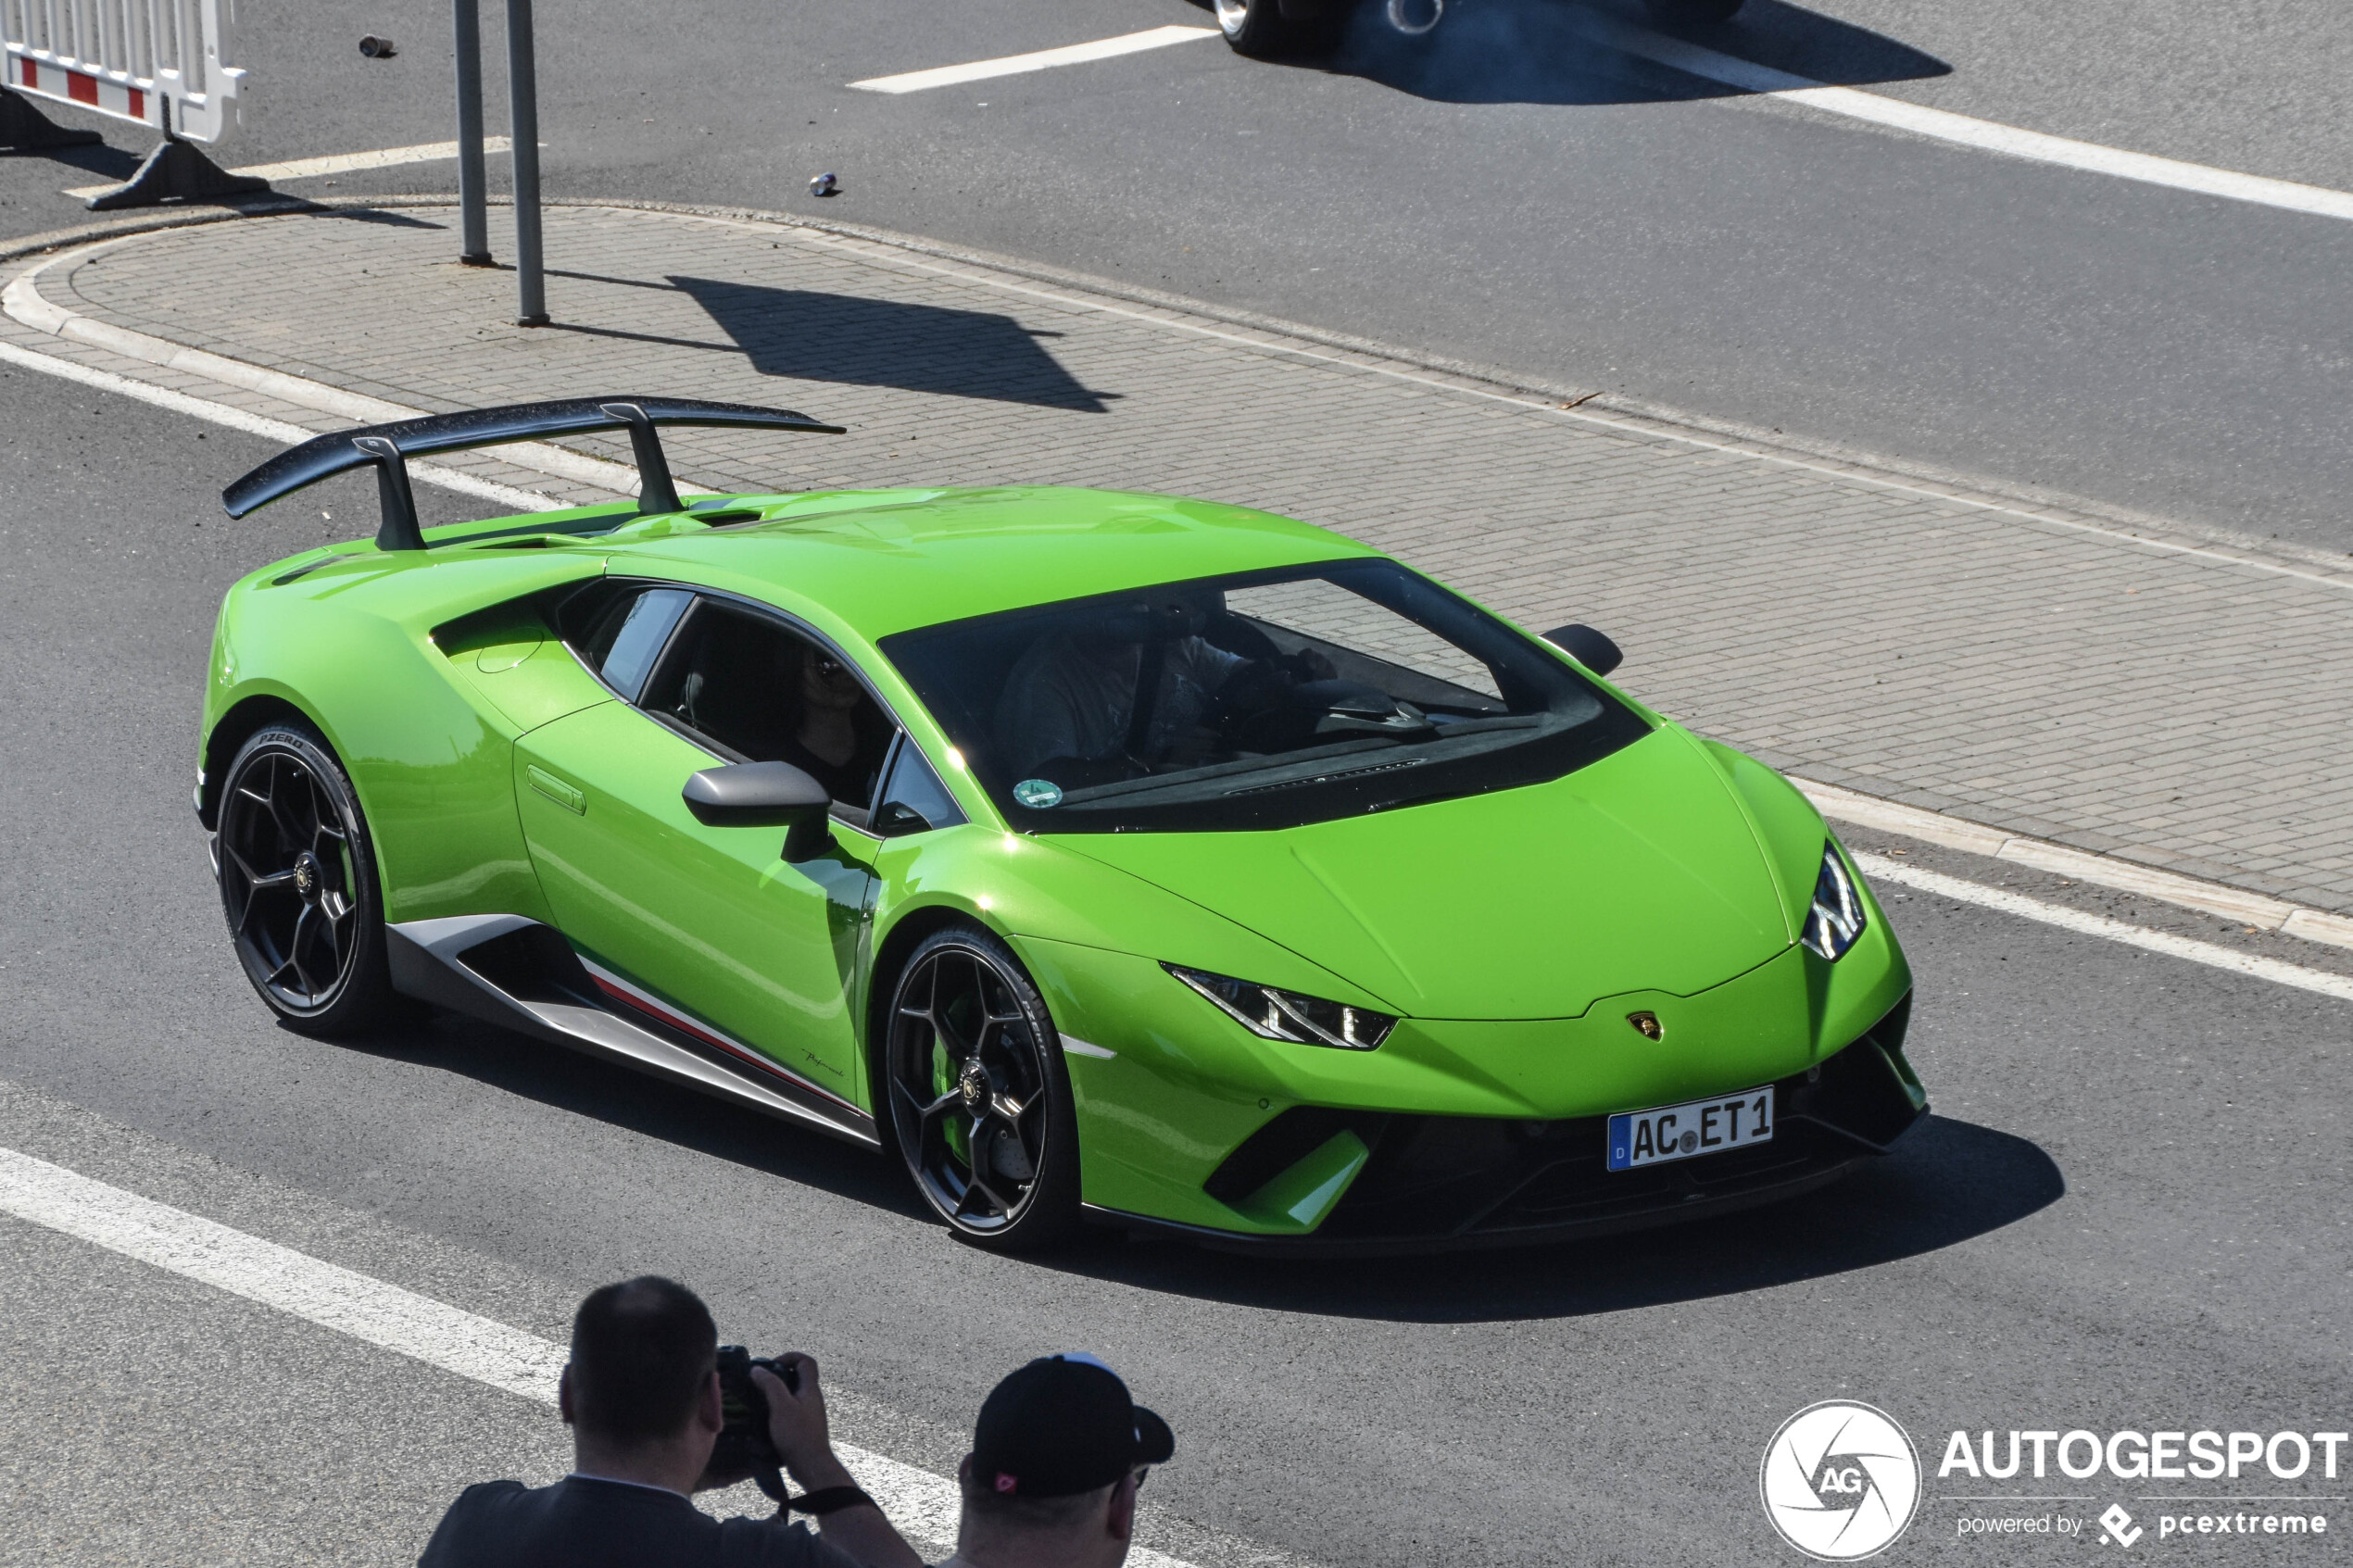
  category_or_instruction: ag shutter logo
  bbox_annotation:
[1761,1400,1923,1561]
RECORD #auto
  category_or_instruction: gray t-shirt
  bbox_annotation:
[995,633,1247,777]
[418,1475,857,1568]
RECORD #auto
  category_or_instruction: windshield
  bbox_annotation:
[880,559,1650,833]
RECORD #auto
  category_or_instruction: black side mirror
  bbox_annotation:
[683,761,834,861]
[1541,623,1623,678]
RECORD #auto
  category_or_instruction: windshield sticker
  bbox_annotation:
[1013,778,1065,809]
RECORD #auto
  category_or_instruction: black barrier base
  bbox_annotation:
[0,88,104,154]
[86,135,269,210]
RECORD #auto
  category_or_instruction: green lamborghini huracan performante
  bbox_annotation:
[199,398,1924,1252]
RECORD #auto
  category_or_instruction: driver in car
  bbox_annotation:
[995,592,1341,785]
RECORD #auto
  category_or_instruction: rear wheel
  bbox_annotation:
[1642,0,1743,23]
[885,925,1080,1250]
[214,723,396,1036]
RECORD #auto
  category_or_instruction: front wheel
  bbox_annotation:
[885,925,1081,1250]
[214,722,396,1036]
[1215,0,1301,56]
[1642,0,1743,22]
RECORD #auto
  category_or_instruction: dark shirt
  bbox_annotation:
[419,1474,857,1568]
[777,732,879,812]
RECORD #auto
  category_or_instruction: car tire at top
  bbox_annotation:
[213,721,399,1037]
[1215,0,1349,56]
[884,923,1082,1251]
[1641,0,1744,24]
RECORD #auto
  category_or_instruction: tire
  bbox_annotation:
[213,722,397,1037]
[883,924,1081,1251]
[1214,0,1296,57]
[1642,0,1743,22]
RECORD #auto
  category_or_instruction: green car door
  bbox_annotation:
[512,587,888,1113]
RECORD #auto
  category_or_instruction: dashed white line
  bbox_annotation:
[1569,11,2353,225]
[850,24,1218,94]
[0,1146,1199,1566]
[1854,853,2353,1005]
[61,138,518,201]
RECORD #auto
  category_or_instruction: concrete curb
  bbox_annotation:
[1794,781,2353,949]
[3,229,652,498]
[4,197,2348,955]
[10,194,2345,586]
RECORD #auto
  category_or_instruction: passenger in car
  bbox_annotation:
[777,642,889,809]
[992,599,1248,784]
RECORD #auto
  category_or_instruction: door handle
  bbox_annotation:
[526,765,585,814]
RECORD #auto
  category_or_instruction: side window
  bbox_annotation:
[873,738,968,837]
[638,601,895,814]
[579,587,694,702]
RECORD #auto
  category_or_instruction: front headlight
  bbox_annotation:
[1164,964,1397,1050]
[1801,841,1868,960]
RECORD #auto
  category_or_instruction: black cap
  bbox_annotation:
[969,1355,1176,1499]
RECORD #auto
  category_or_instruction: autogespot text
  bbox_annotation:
[1939,1429,2348,1481]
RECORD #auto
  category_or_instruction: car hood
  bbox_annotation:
[1051,728,1794,1020]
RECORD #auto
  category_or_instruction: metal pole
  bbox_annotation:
[504,0,547,325]
[453,0,492,265]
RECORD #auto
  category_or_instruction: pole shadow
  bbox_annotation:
[1211,0,1949,107]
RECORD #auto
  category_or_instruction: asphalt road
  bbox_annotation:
[4,350,2348,1566]
[6,0,2352,551]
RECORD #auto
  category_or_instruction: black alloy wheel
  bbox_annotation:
[885,925,1080,1249]
[214,723,396,1035]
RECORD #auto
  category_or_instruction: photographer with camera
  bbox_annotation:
[420,1276,921,1568]
[934,1354,1176,1568]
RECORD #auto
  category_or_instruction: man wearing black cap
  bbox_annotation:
[936,1355,1176,1568]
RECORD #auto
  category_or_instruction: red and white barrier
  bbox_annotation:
[3,0,245,144]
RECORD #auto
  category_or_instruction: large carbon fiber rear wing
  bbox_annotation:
[220,397,846,552]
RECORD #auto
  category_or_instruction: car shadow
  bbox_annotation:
[342,1012,2058,1321]
[1199,0,1948,107]
[335,1010,930,1222]
[1037,1113,2060,1323]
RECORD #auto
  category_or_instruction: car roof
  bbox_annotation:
[603,485,1383,641]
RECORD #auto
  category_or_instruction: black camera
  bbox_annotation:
[711,1345,800,1499]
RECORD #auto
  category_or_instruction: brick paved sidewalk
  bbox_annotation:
[7,201,2352,915]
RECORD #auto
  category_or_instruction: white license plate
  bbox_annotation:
[1607,1085,1775,1171]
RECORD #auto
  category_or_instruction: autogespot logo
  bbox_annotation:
[1761,1401,1923,1561]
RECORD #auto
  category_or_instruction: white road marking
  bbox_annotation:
[61,138,517,201]
[1570,10,2353,225]
[4,240,699,502]
[1853,853,2353,1005]
[850,24,1218,94]
[0,341,558,514]
[1801,780,2353,952]
[0,1146,1199,1565]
